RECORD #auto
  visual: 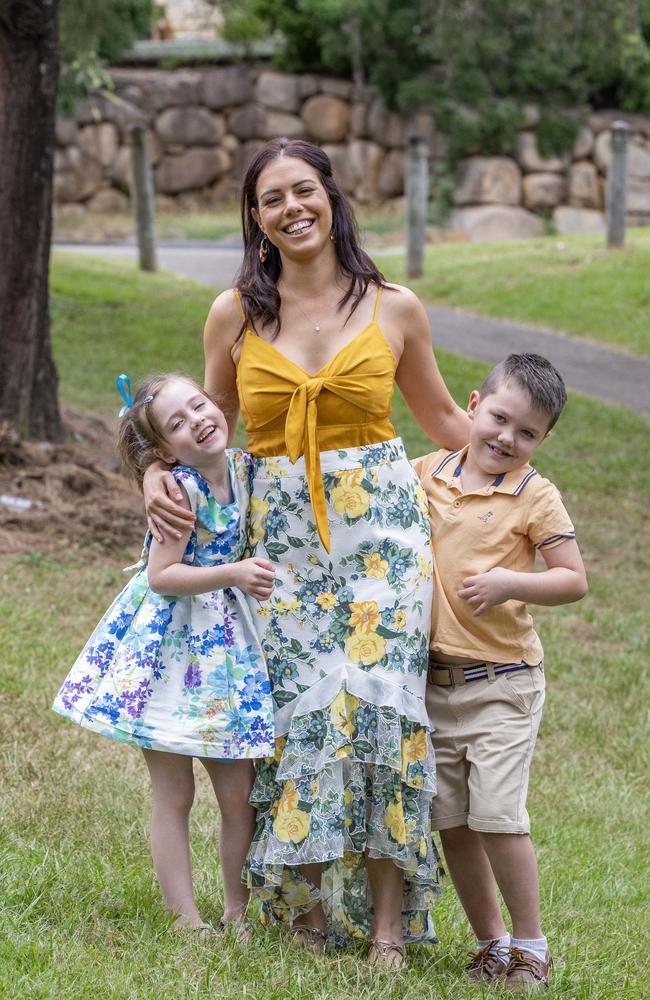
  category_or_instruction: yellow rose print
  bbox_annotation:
[346,631,387,666]
[274,806,310,844]
[418,552,433,580]
[385,799,408,845]
[340,909,365,939]
[274,597,300,615]
[316,591,337,610]
[337,467,364,487]
[386,795,415,844]
[277,778,299,812]
[273,735,288,764]
[363,552,389,579]
[401,728,429,768]
[281,879,312,908]
[330,483,371,520]
[273,779,310,843]
[393,609,407,629]
[248,495,269,544]
[348,600,380,634]
[415,483,429,518]
[329,690,360,738]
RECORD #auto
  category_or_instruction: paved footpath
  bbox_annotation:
[55,241,650,415]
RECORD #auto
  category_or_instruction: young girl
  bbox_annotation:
[53,372,276,936]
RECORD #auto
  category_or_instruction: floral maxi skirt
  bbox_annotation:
[246,438,441,947]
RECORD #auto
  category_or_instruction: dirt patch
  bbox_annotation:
[0,405,146,557]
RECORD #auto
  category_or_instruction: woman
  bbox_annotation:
[145,138,469,966]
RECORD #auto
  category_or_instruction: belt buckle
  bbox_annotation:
[427,660,454,687]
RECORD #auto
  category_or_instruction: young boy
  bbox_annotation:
[413,353,587,992]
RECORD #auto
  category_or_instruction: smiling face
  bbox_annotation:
[251,155,334,261]
[465,379,551,480]
[152,378,228,471]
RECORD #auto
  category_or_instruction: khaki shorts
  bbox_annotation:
[426,663,545,835]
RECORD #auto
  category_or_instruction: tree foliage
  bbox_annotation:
[58,0,154,110]
[216,0,650,161]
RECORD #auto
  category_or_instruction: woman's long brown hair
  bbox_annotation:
[235,137,385,338]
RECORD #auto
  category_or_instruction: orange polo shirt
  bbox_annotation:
[413,447,576,665]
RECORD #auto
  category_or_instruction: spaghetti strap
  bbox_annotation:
[372,285,383,322]
[233,287,246,322]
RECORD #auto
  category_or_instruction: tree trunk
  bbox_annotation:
[0,1,63,441]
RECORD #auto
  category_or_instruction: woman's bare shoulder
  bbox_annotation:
[204,288,244,346]
[206,288,244,326]
[380,282,426,321]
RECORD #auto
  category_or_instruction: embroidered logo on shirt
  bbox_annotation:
[477,511,494,523]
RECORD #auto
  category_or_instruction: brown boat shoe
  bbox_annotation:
[466,940,510,983]
[502,947,553,992]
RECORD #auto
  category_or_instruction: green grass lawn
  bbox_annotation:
[381,228,650,356]
[1,257,648,998]
[53,204,243,244]
[53,201,406,247]
[51,254,214,415]
[54,218,650,357]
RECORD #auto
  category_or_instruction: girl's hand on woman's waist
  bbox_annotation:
[233,558,276,601]
[143,461,196,542]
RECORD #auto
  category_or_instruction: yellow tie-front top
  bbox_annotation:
[235,287,397,552]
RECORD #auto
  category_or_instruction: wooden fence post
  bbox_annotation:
[406,135,429,278]
[606,120,629,249]
[129,124,157,271]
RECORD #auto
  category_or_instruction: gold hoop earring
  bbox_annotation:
[259,236,269,263]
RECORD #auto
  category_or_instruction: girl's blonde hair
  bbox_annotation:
[116,372,207,487]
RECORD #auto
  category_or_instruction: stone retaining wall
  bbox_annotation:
[55,64,650,239]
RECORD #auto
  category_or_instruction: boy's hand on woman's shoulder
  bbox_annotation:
[458,567,516,616]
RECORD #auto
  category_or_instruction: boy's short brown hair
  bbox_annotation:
[479,353,567,430]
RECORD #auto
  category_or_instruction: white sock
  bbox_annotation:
[477,933,510,964]
[510,935,548,963]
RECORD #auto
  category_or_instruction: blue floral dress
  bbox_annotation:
[53,454,275,760]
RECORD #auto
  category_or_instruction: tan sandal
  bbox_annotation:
[367,938,407,970]
[289,924,327,953]
[218,916,254,944]
[171,920,219,940]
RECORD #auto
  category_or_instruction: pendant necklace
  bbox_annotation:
[294,298,322,334]
[283,284,343,334]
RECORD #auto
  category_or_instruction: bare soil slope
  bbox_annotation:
[0,406,145,556]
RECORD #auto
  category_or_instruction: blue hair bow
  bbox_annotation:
[116,373,133,416]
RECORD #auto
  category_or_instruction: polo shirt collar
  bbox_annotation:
[430,445,538,495]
